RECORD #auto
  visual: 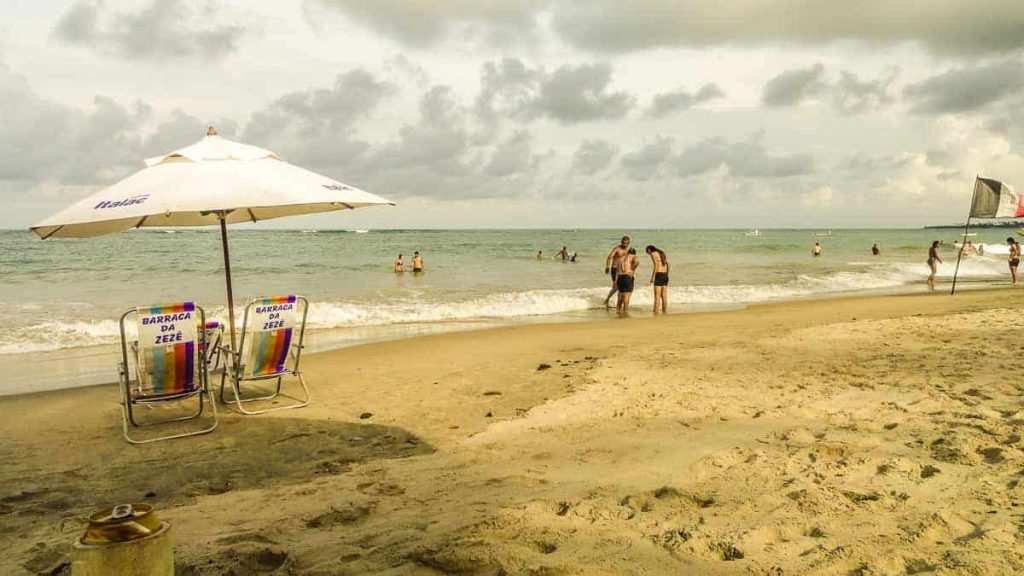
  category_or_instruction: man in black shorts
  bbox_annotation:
[603,236,630,308]
[616,248,639,313]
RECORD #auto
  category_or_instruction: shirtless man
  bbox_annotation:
[1007,237,1020,286]
[555,246,570,261]
[603,236,631,308]
[616,248,640,314]
[412,251,424,273]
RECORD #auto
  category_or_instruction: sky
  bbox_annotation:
[2,0,1024,229]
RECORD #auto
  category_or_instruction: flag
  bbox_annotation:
[970,177,1023,218]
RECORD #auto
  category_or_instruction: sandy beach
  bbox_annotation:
[3,289,1024,575]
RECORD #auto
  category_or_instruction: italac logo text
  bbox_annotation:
[322,184,351,191]
[94,195,149,209]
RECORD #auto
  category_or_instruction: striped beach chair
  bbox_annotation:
[118,302,218,444]
[220,295,310,414]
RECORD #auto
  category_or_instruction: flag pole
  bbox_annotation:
[950,176,978,295]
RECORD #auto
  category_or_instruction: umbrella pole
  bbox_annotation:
[219,216,239,353]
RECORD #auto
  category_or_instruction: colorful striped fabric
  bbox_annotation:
[136,301,198,398]
[245,295,297,378]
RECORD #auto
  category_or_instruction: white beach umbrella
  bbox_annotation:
[30,128,394,349]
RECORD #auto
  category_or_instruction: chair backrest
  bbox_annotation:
[134,302,200,398]
[242,295,300,379]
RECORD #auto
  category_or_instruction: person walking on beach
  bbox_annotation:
[872,243,880,256]
[812,242,822,257]
[1007,237,1020,285]
[394,254,404,273]
[604,236,631,308]
[927,240,942,291]
[616,248,640,314]
[412,251,424,273]
[646,245,670,314]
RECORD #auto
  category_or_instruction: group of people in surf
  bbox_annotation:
[926,237,1021,291]
[602,236,670,315]
[393,251,424,274]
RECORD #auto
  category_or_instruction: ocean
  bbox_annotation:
[0,228,1014,394]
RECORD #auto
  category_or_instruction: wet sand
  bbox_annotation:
[2,289,1024,575]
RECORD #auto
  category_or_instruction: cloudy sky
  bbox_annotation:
[3,0,1024,229]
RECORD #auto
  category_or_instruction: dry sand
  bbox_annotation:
[2,289,1024,575]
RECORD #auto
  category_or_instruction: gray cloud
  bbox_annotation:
[242,69,394,170]
[648,83,724,117]
[0,62,146,187]
[572,140,619,174]
[903,59,1024,114]
[485,130,538,176]
[52,0,246,61]
[762,64,896,114]
[674,136,815,178]
[551,0,1024,56]
[620,137,674,181]
[310,0,542,47]
[762,63,826,107]
[832,70,896,114]
[474,59,634,124]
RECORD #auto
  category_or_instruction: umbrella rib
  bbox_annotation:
[247,209,258,222]
[40,225,64,240]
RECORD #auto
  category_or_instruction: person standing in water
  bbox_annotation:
[646,245,670,314]
[394,254,404,273]
[812,242,822,257]
[871,243,880,256]
[616,248,640,314]
[1007,237,1020,286]
[604,236,631,308]
[927,240,942,291]
[555,246,570,261]
[412,251,424,273]
[536,250,543,260]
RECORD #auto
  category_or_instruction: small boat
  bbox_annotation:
[814,230,832,237]
[744,229,762,237]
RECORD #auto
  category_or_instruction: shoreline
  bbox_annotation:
[3,288,1024,573]
[0,277,1008,397]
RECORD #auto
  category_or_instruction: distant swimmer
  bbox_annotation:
[872,243,880,256]
[927,240,942,291]
[812,242,822,257]
[412,251,424,273]
[616,248,640,314]
[1007,237,1020,285]
[394,254,404,273]
[646,245,670,314]
[555,246,570,261]
[536,250,543,260]
[570,252,578,263]
[604,236,631,308]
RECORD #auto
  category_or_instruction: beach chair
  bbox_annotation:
[219,295,310,414]
[202,321,225,374]
[118,302,218,444]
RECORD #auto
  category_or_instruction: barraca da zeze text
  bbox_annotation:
[142,309,192,345]
[256,302,294,331]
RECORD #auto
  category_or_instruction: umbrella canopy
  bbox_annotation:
[31,133,393,239]
[30,129,393,352]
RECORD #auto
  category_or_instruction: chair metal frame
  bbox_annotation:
[118,303,219,444]
[219,295,310,414]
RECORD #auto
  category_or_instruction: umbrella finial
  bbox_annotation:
[206,126,218,136]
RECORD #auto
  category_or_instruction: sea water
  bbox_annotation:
[0,228,1013,393]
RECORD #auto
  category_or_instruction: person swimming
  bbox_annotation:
[646,245,669,314]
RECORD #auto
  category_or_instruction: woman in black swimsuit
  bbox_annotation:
[927,240,942,291]
[1007,237,1020,286]
[646,245,670,313]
